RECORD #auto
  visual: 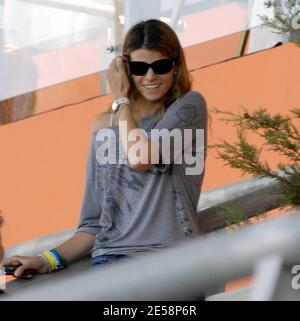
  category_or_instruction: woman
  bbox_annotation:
[3,19,207,278]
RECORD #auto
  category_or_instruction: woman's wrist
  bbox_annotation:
[113,93,129,100]
[38,254,51,273]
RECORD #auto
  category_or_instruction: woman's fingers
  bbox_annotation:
[108,56,130,98]
[110,56,126,74]
[2,255,37,278]
[14,263,34,279]
[115,56,126,72]
[109,59,117,71]
[2,255,49,279]
[13,264,27,278]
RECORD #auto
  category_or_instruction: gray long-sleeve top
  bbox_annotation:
[77,91,207,258]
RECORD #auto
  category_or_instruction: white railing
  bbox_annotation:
[2,175,299,301]
[1,207,300,300]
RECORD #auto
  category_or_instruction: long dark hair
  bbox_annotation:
[123,19,191,108]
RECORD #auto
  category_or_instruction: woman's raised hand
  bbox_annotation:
[107,56,131,99]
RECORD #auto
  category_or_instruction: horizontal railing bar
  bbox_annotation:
[197,176,284,233]
[2,208,300,300]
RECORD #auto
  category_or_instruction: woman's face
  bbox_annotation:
[129,48,175,103]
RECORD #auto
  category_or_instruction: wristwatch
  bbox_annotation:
[111,97,130,113]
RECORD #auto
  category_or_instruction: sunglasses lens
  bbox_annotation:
[129,62,149,76]
[129,59,174,76]
[152,59,174,74]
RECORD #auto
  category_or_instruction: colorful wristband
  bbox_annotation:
[39,254,52,273]
[40,249,67,272]
[41,251,56,271]
[49,248,67,270]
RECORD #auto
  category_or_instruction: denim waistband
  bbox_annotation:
[92,254,128,267]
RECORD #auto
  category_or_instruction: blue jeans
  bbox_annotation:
[92,254,129,268]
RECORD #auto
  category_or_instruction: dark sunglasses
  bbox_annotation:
[128,58,174,76]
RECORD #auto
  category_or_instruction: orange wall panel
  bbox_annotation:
[185,31,243,70]
[0,95,111,248]
[35,73,101,114]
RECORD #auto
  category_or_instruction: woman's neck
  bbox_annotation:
[132,97,163,119]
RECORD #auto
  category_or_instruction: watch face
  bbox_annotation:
[112,98,129,113]
[112,101,119,112]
